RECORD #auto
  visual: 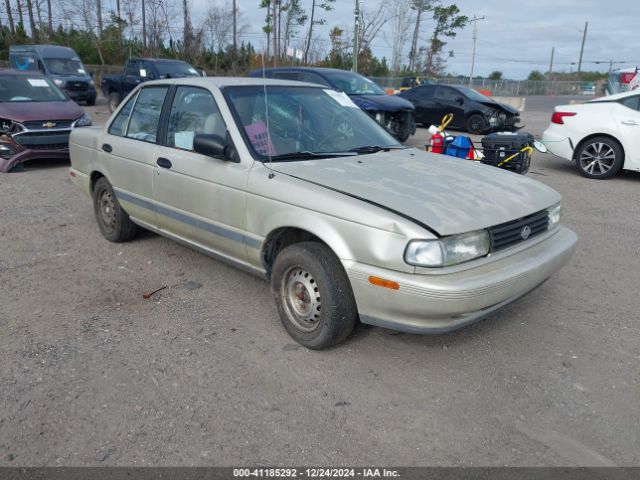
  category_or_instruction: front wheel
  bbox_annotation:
[466,113,487,134]
[575,136,624,179]
[271,242,357,349]
[92,177,138,242]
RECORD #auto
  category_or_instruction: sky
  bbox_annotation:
[226,0,640,79]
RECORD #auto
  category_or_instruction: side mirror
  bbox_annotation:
[455,96,464,105]
[193,133,238,162]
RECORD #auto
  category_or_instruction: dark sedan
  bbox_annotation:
[397,84,521,134]
[0,69,90,172]
[248,67,416,142]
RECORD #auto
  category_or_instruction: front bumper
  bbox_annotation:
[345,226,577,334]
[0,136,70,172]
[64,87,97,102]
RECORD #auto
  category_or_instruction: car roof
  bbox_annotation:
[588,89,640,102]
[141,77,324,89]
[131,58,192,63]
[9,44,77,57]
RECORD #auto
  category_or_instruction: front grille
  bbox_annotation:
[66,81,88,91]
[13,130,70,148]
[488,210,549,252]
[22,120,73,129]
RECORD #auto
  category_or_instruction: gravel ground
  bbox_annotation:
[0,96,639,466]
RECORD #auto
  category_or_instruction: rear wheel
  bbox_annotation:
[108,92,121,113]
[575,136,624,179]
[271,242,357,349]
[92,177,138,242]
[466,113,487,134]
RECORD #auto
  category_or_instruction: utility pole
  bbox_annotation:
[142,0,147,51]
[548,46,555,78]
[353,0,360,72]
[577,21,588,77]
[232,0,237,52]
[468,14,485,87]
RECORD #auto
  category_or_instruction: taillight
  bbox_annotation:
[551,112,576,124]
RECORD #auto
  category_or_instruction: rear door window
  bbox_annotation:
[108,93,138,136]
[126,87,169,143]
[619,95,640,111]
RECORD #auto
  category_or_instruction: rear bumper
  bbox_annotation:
[542,128,574,160]
[345,226,577,334]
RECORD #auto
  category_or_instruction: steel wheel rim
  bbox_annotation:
[579,142,615,176]
[281,265,322,332]
[98,188,116,233]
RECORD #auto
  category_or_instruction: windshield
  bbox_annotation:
[456,86,493,103]
[223,85,401,161]
[155,61,200,77]
[0,75,67,102]
[44,58,87,76]
[323,71,387,95]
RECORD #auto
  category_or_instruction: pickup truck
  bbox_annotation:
[101,58,201,111]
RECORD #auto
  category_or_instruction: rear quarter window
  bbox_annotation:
[619,95,640,111]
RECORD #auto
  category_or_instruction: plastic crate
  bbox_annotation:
[481,132,534,175]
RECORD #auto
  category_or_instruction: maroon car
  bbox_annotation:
[0,69,91,172]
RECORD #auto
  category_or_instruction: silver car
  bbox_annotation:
[69,77,577,349]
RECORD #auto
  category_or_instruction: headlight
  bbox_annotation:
[72,114,92,127]
[89,79,95,87]
[53,79,65,87]
[404,230,490,267]
[547,203,561,231]
[375,112,383,123]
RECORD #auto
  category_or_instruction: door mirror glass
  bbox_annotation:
[455,96,464,105]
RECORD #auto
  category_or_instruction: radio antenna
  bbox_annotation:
[261,51,275,179]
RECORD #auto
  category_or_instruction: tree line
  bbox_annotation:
[0,0,467,77]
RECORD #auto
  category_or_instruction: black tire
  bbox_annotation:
[575,136,624,179]
[86,97,96,106]
[466,113,487,134]
[271,242,357,349]
[395,123,412,142]
[108,92,121,113]
[92,177,138,242]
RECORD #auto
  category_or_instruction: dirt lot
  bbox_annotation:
[1,97,639,466]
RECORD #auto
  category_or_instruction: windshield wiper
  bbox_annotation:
[348,145,406,154]
[269,151,357,162]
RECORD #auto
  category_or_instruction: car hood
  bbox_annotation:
[481,100,519,115]
[271,148,560,236]
[0,100,84,122]
[350,94,415,112]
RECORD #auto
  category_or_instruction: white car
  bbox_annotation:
[542,90,640,179]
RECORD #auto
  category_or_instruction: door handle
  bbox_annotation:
[621,120,639,126]
[156,157,172,169]
[102,143,112,153]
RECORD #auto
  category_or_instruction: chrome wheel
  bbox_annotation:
[579,142,616,176]
[97,188,116,233]
[281,265,322,332]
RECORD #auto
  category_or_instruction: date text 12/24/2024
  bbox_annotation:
[233,468,400,478]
